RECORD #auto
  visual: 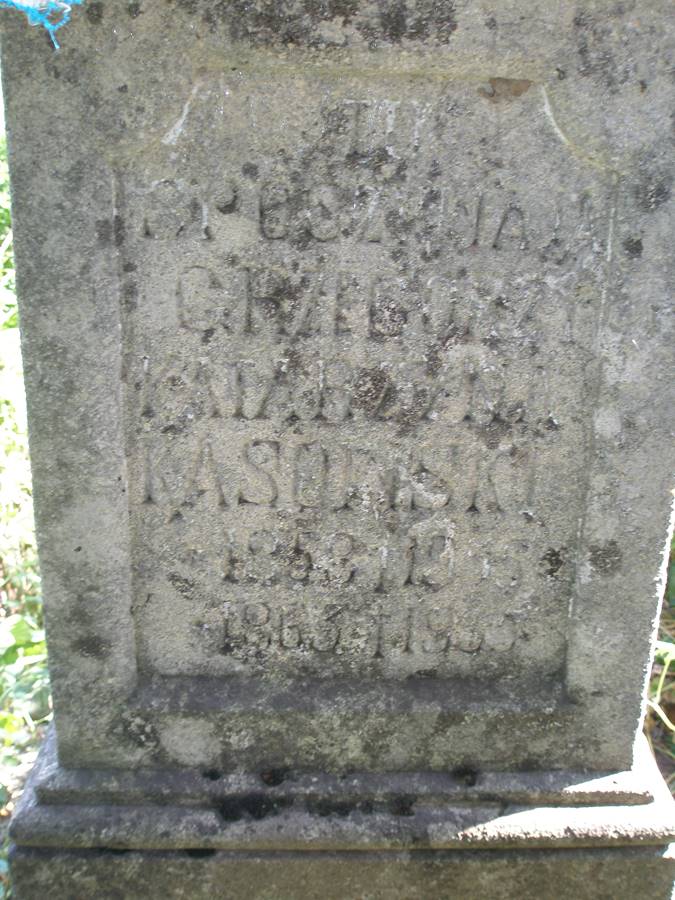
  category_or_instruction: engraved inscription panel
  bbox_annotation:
[119,75,609,681]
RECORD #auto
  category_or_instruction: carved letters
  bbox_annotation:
[209,597,514,661]
[126,90,604,673]
[173,263,556,351]
[145,175,581,257]
[144,439,457,517]
[217,524,454,591]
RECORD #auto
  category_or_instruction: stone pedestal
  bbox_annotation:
[9,731,675,898]
[2,1,674,897]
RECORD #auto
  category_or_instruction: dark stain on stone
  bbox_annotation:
[422,188,441,210]
[428,159,442,179]
[385,208,416,238]
[167,572,195,597]
[372,0,457,44]
[413,668,438,679]
[95,219,112,245]
[388,794,416,816]
[346,145,394,173]
[424,343,443,377]
[227,0,353,45]
[378,0,408,42]
[217,794,293,822]
[123,282,138,312]
[485,15,497,29]
[573,13,623,89]
[541,547,565,577]
[352,367,388,413]
[242,163,259,179]
[113,215,125,247]
[86,2,104,24]
[370,300,408,339]
[307,797,373,817]
[72,635,111,659]
[623,236,643,258]
[635,175,671,213]
[188,0,457,48]
[589,540,622,575]
[393,160,408,183]
[479,77,532,102]
[202,769,222,781]
[260,767,289,786]
[215,191,238,215]
[453,766,479,786]
[127,2,142,17]
[290,227,312,252]
[476,413,514,450]
[184,848,217,858]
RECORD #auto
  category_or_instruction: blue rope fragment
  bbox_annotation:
[0,0,84,49]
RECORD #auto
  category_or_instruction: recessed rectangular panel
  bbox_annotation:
[120,74,608,684]
[6,0,673,772]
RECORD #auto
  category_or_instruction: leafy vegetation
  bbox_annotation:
[645,536,675,787]
[0,136,50,899]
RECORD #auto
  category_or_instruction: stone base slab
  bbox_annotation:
[10,845,675,900]
[10,731,675,898]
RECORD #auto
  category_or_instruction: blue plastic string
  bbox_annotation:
[0,0,84,48]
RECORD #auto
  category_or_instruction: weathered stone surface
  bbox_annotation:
[10,734,675,897]
[10,846,675,900]
[4,0,674,775]
[10,732,675,852]
[2,0,674,895]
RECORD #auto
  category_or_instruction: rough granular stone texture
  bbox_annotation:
[8,845,675,900]
[2,0,674,896]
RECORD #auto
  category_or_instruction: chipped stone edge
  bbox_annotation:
[10,731,675,852]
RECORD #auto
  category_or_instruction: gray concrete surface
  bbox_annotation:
[2,1,674,895]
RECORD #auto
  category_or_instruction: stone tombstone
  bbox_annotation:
[3,1,675,897]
